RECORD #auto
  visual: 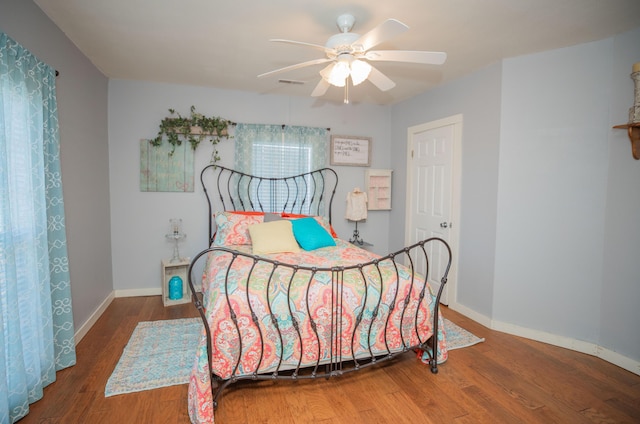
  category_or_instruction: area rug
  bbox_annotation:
[105,318,202,397]
[105,316,483,397]
[443,318,485,350]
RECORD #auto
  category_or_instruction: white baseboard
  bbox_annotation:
[74,291,114,344]
[448,302,640,376]
[448,301,493,328]
[114,287,162,298]
[597,347,640,376]
[72,288,160,344]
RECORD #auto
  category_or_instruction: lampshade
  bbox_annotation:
[323,56,372,88]
[350,60,372,86]
[328,60,350,87]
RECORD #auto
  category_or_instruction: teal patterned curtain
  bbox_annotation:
[0,33,76,424]
[235,123,282,173]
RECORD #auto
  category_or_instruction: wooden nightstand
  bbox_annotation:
[161,258,191,306]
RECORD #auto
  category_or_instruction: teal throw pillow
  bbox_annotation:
[291,217,336,251]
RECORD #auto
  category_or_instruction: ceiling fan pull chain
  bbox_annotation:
[344,82,349,104]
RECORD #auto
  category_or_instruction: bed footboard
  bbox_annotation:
[188,237,451,409]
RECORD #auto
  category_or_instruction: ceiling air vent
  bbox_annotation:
[278,79,305,85]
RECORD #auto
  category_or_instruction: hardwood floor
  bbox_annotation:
[19,296,640,423]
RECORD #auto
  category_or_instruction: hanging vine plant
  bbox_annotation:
[147,106,233,161]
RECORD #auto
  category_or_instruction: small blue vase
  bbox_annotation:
[168,276,183,300]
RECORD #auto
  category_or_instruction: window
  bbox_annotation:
[235,124,328,214]
[252,141,312,212]
[252,141,312,177]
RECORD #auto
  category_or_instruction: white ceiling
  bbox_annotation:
[35,0,640,105]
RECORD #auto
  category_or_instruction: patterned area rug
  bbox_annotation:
[443,318,485,350]
[105,318,202,397]
[105,316,482,397]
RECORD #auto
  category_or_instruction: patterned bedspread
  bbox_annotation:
[188,239,448,424]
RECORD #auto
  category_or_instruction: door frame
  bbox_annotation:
[404,114,462,306]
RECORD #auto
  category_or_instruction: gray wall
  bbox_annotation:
[390,63,503,319]
[495,39,611,340]
[601,27,640,361]
[495,29,640,362]
[1,0,112,332]
[392,27,640,363]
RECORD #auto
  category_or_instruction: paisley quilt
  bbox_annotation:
[188,239,447,424]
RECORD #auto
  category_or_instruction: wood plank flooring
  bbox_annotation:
[18,296,640,423]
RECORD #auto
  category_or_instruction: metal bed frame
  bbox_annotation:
[188,165,451,410]
[199,165,338,246]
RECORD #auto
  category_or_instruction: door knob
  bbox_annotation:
[440,222,451,228]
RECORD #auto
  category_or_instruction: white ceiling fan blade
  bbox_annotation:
[313,64,335,96]
[354,19,408,52]
[270,39,333,54]
[318,63,335,81]
[367,66,396,91]
[365,50,447,65]
[258,58,333,78]
[311,79,331,97]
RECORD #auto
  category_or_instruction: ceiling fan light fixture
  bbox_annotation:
[328,60,350,87]
[350,60,371,86]
[260,14,447,102]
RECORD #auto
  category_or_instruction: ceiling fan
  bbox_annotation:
[258,14,447,103]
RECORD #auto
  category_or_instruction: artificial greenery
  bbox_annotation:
[148,106,232,160]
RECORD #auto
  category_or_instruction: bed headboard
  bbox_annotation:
[200,165,338,245]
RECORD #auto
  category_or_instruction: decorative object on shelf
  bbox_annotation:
[365,169,392,210]
[629,62,640,124]
[161,259,191,306]
[168,276,184,300]
[346,187,368,245]
[613,62,640,160]
[165,218,186,263]
[330,135,371,166]
[147,106,234,159]
[141,107,234,191]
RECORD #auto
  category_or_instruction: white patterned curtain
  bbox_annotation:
[0,33,76,424]
[234,123,328,213]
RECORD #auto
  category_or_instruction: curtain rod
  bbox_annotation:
[280,124,331,131]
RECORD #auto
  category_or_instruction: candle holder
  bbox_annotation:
[629,68,640,124]
[165,218,187,263]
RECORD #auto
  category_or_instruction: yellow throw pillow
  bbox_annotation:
[248,220,300,255]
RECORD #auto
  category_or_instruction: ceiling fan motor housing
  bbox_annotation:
[336,14,356,32]
[325,32,361,56]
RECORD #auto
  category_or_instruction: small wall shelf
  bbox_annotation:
[161,258,191,306]
[613,123,640,160]
[366,169,392,210]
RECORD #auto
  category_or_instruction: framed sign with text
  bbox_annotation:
[330,135,371,166]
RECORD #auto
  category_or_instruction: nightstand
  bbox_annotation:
[161,258,191,306]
